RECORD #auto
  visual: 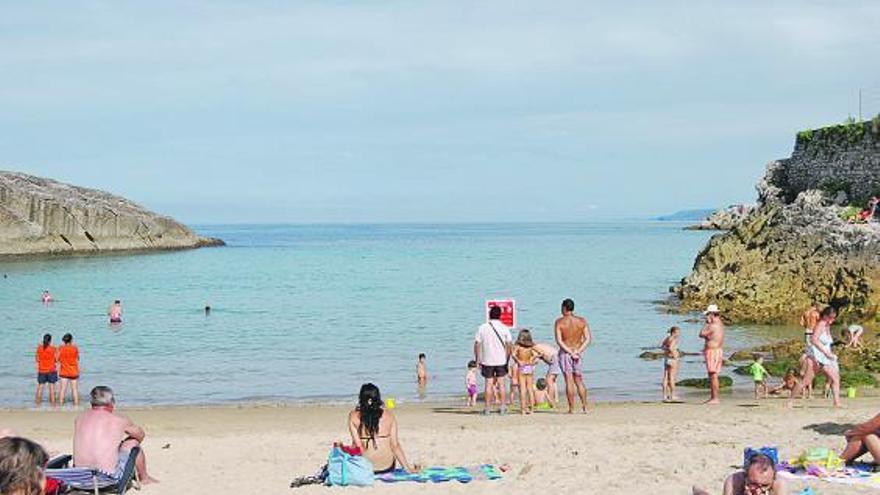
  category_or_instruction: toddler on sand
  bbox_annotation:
[534,378,552,409]
[749,355,771,399]
[466,361,478,406]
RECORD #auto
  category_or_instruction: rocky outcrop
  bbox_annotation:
[0,171,223,256]
[673,119,880,324]
[685,204,755,231]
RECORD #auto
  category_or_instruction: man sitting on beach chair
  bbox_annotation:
[70,386,158,486]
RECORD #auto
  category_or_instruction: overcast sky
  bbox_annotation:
[1,1,879,224]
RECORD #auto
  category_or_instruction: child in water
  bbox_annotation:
[416,353,427,386]
[749,355,771,399]
[465,361,478,407]
[512,329,540,415]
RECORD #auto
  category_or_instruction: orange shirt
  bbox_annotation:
[58,345,79,377]
[35,345,57,374]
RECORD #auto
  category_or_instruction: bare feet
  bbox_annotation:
[703,399,720,405]
[141,476,160,485]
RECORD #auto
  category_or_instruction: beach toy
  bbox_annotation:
[848,386,857,398]
[385,398,396,409]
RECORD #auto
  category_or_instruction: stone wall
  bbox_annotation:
[774,120,880,204]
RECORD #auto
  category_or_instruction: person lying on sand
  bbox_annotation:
[768,369,798,398]
[692,452,786,495]
[348,383,417,474]
[841,413,880,465]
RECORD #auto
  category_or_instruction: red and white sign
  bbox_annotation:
[486,299,516,328]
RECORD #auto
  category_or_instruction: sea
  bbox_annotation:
[0,222,801,408]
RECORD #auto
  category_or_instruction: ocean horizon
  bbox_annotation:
[0,221,801,408]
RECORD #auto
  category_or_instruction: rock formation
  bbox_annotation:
[674,119,880,324]
[685,204,754,231]
[0,171,223,256]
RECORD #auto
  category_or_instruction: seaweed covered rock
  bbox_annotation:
[677,376,733,389]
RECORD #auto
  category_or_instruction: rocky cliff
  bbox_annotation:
[674,118,880,324]
[685,204,755,231]
[0,171,223,256]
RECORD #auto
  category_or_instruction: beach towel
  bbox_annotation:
[779,462,880,489]
[375,464,503,483]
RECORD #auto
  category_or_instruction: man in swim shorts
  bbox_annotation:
[699,304,726,405]
[73,386,158,485]
[474,306,512,415]
[554,299,592,414]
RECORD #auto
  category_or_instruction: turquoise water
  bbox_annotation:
[0,222,800,407]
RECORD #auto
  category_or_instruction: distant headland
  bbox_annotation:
[0,171,223,257]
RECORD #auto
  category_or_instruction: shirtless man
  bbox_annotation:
[800,302,820,345]
[73,386,157,484]
[699,305,725,405]
[554,299,592,414]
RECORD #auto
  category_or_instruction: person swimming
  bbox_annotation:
[41,290,53,304]
[108,300,122,324]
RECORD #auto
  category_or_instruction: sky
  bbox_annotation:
[1,1,879,224]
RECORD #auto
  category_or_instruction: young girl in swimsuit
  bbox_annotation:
[512,329,540,415]
[661,326,681,402]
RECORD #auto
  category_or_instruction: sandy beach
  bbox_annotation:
[2,397,878,494]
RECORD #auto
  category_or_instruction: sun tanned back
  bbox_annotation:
[557,315,586,350]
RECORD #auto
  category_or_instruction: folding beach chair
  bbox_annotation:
[46,446,141,495]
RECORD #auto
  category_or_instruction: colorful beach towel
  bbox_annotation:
[779,463,880,488]
[375,465,503,483]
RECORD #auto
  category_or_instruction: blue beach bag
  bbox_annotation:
[326,446,375,487]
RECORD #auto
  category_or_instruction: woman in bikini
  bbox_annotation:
[661,326,681,402]
[348,383,417,474]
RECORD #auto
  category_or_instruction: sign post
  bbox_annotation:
[486,299,516,328]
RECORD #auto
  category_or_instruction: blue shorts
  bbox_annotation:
[38,372,58,384]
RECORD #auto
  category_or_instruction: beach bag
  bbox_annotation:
[326,445,375,486]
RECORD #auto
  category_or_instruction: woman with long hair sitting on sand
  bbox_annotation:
[348,383,417,474]
[0,436,49,495]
